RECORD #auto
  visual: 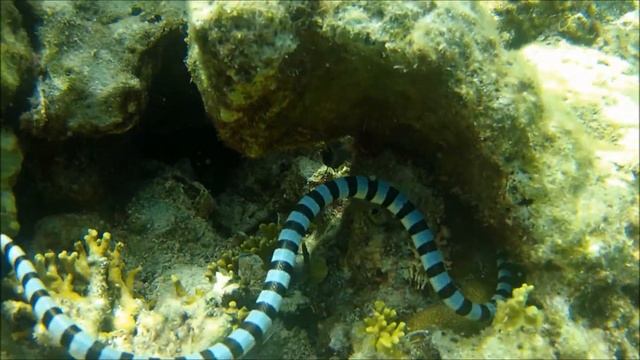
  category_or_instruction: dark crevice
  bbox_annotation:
[130,31,242,195]
[12,29,242,246]
[13,0,41,53]
[2,1,39,127]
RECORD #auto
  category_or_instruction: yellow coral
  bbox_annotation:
[206,222,280,283]
[6,228,144,340]
[429,284,554,359]
[170,274,205,305]
[224,300,249,328]
[492,283,542,331]
[362,300,406,355]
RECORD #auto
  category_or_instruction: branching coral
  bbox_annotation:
[3,229,143,345]
[430,284,554,358]
[351,300,407,359]
[2,229,238,357]
[1,177,517,358]
[365,300,407,353]
[205,222,280,283]
[491,283,542,331]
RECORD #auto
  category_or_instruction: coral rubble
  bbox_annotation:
[1,229,237,357]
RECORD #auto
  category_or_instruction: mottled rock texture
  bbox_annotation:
[187,2,638,357]
[1,1,638,358]
[20,1,186,139]
[0,1,33,116]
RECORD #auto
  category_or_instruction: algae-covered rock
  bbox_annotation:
[20,1,186,139]
[187,1,638,357]
[488,0,637,49]
[187,1,538,174]
[518,40,639,285]
[430,284,552,359]
[31,212,110,252]
[1,1,638,359]
[0,128,23,236]
[187,0,541,230]
[0,1,33,115]
[596,9,639,72]
[186,0,302,155]
[514,40,640,358]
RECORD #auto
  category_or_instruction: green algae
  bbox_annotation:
[0,128,22,236]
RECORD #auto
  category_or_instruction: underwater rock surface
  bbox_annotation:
[0,1,33,116]
[0,1,638,359]
[19,1,186,139]
[0,129,22,237]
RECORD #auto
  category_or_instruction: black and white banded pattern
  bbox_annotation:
[1,176,514,359]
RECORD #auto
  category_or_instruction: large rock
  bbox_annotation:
[0,1,33,115]
[187,1,638,356]
[0,128,23,236]
[20,1,186,139]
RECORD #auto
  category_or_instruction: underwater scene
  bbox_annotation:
[0,1,638,359]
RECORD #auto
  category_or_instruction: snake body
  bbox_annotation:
[1,176,514,359]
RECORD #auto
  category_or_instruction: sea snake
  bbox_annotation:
[1,176,515,359]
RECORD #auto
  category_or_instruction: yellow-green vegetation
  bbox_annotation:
[365,301,406,353]
[0,1,33,114]
[430,284,553,358]
[488,0,637,48]
[0,129,22,236]
[351,300,407,359]
[406,278,491,335]
[429,284,618,358]
[224,300,249,329]
[2,228,238,357]
[205,255,236,279]
[3,229,143,344]
[238,223,280,260]
[206,223,280,282]
[492,284,542,330]
[170,275,205,305]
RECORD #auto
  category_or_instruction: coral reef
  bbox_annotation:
[431,284,553,358]
[353,300,407,358]
[2,229,143,347]
[1,229,238,357]
[430,284,618,359]
[0,1,638,359]
[0,129,22,236]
